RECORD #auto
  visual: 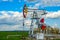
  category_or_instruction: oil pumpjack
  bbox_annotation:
[23,4,47,39]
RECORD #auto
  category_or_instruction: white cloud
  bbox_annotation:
[42,0,60,6]
[0,11,32,31]
[0,11,23,25]
[45,11,60,18]
[27,0,60,8]
[0,24,23,31]
[0,11,23,20]
[0,11,24,31]
[42,0,60,7]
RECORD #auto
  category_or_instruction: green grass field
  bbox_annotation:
[0,31,28,40]
[0,31,60,40]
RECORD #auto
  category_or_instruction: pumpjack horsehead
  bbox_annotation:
[23,4,28,18]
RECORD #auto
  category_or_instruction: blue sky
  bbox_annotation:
[0,0,60,31]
